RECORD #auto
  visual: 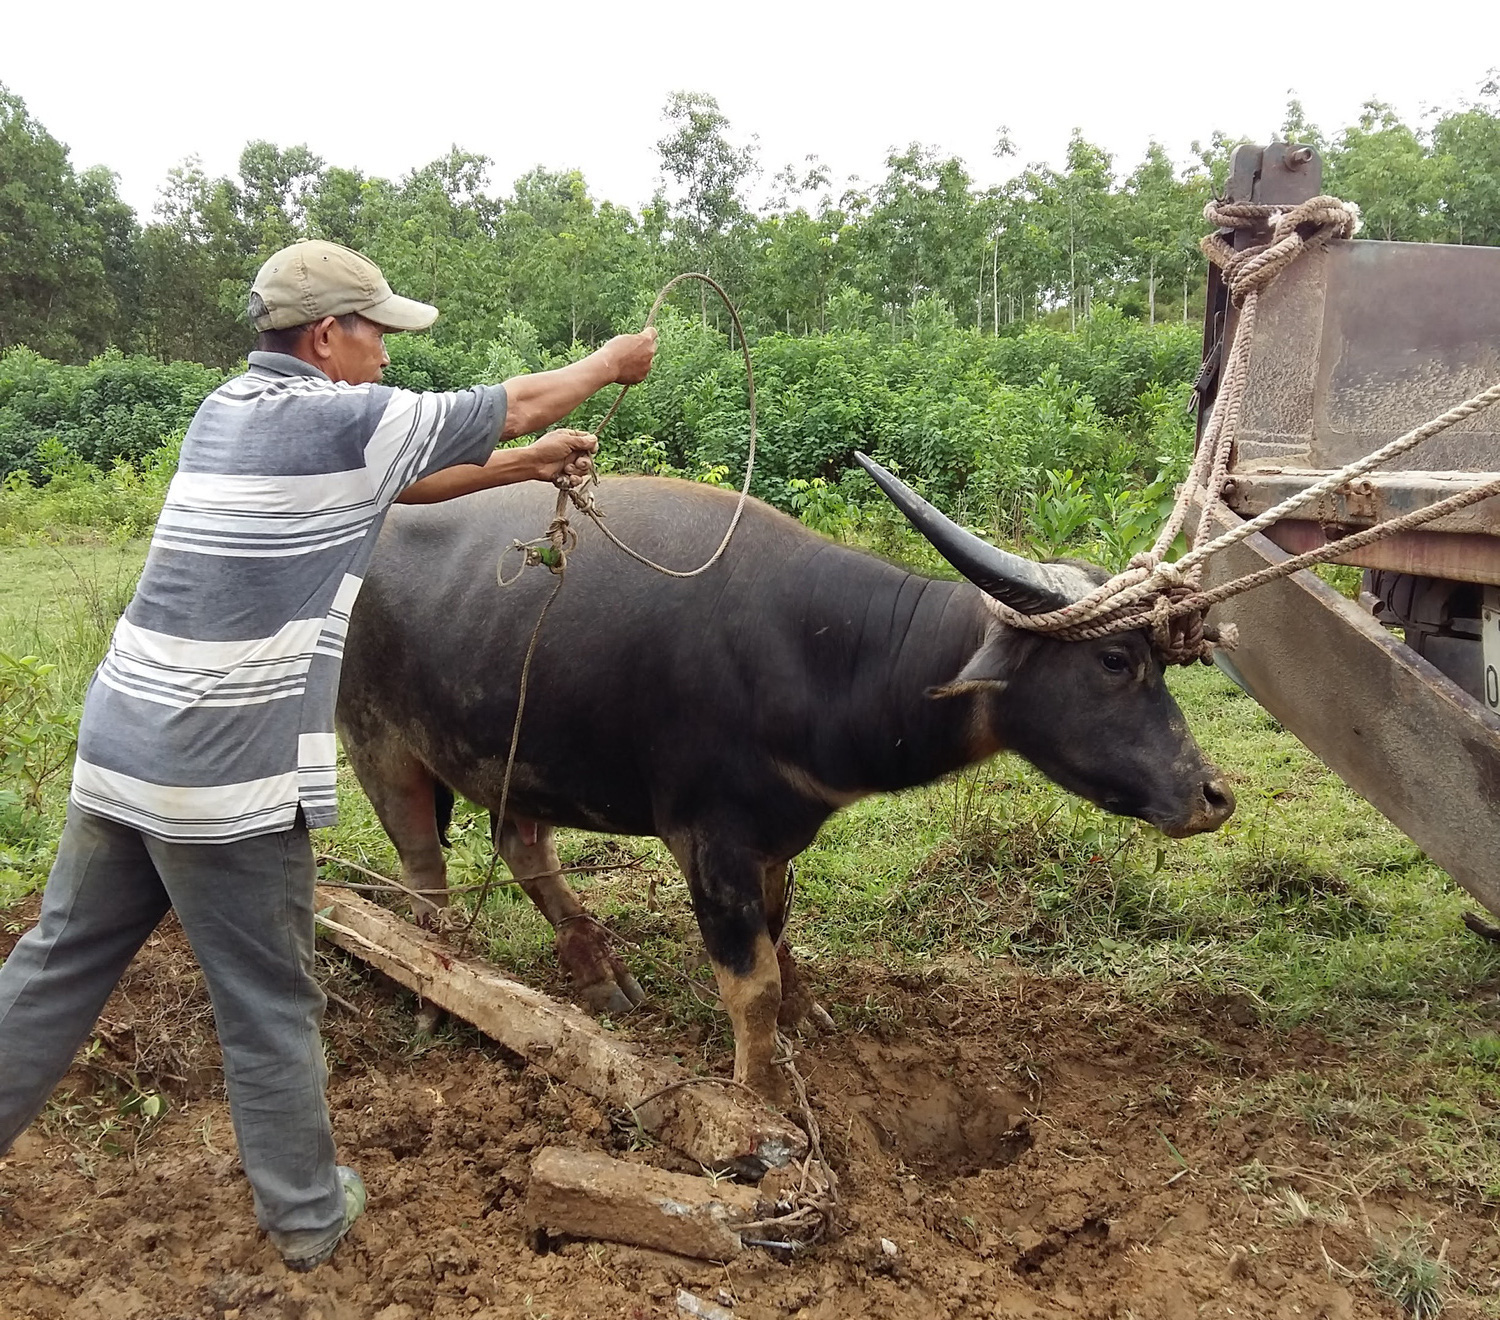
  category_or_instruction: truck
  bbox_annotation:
[1193,142,1500,920]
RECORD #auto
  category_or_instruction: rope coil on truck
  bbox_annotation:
[980,194,1500,665]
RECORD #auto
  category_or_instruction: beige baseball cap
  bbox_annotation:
[249,240,438,332]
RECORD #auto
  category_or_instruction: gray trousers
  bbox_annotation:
[0,804,342,1244]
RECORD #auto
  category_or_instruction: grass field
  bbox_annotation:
[3,538,1499,1314]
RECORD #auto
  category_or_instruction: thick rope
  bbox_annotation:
[987,194,1500,664]
[566,271,757,578]
[460,273,757,945]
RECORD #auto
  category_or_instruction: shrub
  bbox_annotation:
[0,347,224,478]
[0,435,180,543]
[0,309,1203,563]
[0,650,74,845]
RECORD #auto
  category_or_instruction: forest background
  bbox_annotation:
[3,77,1500,552]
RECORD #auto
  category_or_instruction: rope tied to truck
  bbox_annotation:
[984,193,1500,666]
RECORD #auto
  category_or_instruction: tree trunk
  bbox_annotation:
[1148,255,1156,325]
[992,239,999,336]
[1068,217,1077,333]
[976,248,985,331]
[313,889,806,1173]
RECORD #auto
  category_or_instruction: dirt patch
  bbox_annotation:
[2,909,1494,1319]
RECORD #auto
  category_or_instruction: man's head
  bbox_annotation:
[249,240,437,385]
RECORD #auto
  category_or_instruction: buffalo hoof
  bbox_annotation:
[557,918,646,1018]
[413,999,443,1038]
[412,903,458,932]
[743,1062,793,1109]
[773,944,832,1034]
[577,971,646,1017]
[777,994,836,1035]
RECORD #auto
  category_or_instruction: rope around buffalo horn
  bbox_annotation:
[984,193,1500,665]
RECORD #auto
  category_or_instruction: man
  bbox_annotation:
[0,240,656,1270]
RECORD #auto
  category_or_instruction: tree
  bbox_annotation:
[1430,79,1500,245]
[360,148,507,345]
[136,159,253,366]
[304,166,367,248]
[655,91,758,314]
[1278,97,1327,154]
[0,84,132,361]
[1030,133,1121,329]
[1123,143,1207,324]
[234,140,325,256]
[77,166,143,350]
[746,204,847,336]
[1326,101,1439,241]
[500,167,650,344]
[848,144,983,326]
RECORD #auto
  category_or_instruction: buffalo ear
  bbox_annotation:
[927,678,1006,701]
[926,632,1039,701]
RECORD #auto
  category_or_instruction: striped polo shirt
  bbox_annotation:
[71,351,505,843]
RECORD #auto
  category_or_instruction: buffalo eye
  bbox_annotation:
[1100,650,1129,675]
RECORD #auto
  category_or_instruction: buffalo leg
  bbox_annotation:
[497,819,645,1016]
[763,862,834,1033]
[340,730,449,921]
[672,836,786,1102]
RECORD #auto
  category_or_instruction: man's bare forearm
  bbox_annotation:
[397,332,653,504]
[501,349,619,439]
[395,446,546,504]
[500,330,656,438]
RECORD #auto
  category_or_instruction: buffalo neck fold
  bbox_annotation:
[776,548,998,796]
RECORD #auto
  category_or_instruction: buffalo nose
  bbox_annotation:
[1201,774,1235,825]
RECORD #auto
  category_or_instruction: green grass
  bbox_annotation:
[5,539,1500,1209]
[1369,1226,1450,1318]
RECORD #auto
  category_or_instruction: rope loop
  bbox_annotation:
[1201,195,1359,306]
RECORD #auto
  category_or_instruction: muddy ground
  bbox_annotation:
[2,904,1495,1320]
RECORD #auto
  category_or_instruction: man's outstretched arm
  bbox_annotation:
[396,329,656,505]
[501,329,656,438]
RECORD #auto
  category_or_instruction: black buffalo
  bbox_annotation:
[336,458,1233,1097]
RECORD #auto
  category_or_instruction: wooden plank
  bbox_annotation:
[1199,509,1500,917]
[526,1147,762,1261]
[314,887,807,1173]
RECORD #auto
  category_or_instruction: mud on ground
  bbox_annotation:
[2,906,1496,1320]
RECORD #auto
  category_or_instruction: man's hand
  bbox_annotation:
[603,328,658,385]
[528,428,598,486]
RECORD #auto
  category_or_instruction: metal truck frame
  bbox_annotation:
[1193,143,1500,918]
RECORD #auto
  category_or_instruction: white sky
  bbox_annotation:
[6,0,1499,219]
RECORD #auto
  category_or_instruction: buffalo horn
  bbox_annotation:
[854,452,1082,615]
